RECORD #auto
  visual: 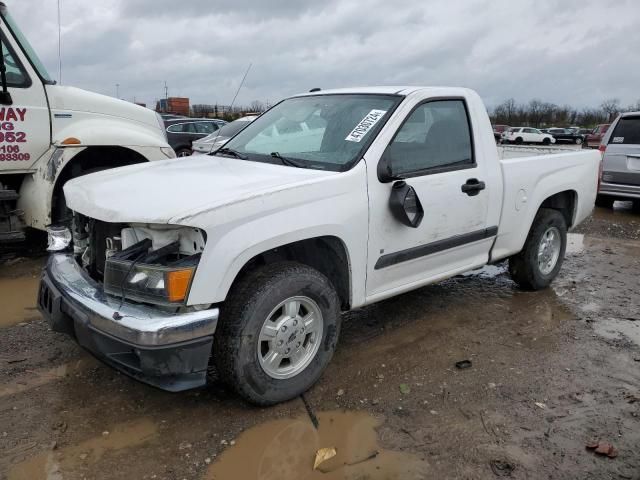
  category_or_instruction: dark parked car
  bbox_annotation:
[547,128,585,145]
[492,124,510,142]
[164,118,227,157]
[586,124,611,149]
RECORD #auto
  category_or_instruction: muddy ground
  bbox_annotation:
[1,203,639,480]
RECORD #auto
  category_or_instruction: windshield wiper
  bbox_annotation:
[270,152,306,168]
[216,147,248,160]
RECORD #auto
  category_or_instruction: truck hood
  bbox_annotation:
[46,85,159,129]
[64,156,338,224]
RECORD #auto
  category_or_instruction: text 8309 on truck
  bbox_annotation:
[0,2,174,246]
[38,86,601,405]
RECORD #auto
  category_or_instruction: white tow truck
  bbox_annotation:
[39,86,601,405]
[0,2,174,245]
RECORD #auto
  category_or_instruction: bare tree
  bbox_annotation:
[249,100,266,113]
[600,98,620,121]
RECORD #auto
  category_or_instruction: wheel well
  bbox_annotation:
[52,146,148,221]
[539,190,577,228]
[231,236,351,310]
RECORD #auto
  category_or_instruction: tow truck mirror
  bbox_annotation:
[0,33,13,105]
[389,181,424,228]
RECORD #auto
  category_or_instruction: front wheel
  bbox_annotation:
[214,262,341,405]
[542,137,551,145]
[509,208,567,290]
[575,137,583,145]
[515,137,523,145]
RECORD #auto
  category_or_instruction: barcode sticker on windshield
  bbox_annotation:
[612,137,624,143]
[345,109,387,142]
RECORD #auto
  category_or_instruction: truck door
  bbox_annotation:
[365,98,494,300]
[0,15,52,171]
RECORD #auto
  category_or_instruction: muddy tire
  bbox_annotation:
[595,195,615,208]
[175,148,192,157]
[509,208,567,290]
[214,262,341,406]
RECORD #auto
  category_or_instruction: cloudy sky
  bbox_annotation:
[9,0,640,109]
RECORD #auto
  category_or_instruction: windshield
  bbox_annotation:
[1,8,55,84]
[220,94,402,171]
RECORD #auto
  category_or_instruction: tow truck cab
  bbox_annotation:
[0,2,174,245]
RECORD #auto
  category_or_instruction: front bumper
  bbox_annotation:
[598,181,640,200]
[38,254,219,392]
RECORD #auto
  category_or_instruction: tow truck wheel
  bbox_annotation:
[214,262,341,405]
[508,208,567,290]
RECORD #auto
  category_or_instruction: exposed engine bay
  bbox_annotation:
[71,213,205,306]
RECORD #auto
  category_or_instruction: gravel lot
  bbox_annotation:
[1,202,639,480]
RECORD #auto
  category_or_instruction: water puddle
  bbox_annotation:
[0,274,41,328]
[0,357,98,398]
[593,318,640,347]
[7,418,158,480]
[204,410,429,479]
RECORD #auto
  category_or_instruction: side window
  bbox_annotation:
[387,100,473,176]
[194,122,217,134]
[1,37,29,87]
[167,123,183,133]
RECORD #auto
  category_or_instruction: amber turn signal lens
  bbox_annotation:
[61,137,82,145]
[166,268,195,302]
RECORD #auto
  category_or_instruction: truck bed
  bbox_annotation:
[491,147,601,261]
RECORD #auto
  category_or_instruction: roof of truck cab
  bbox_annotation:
[292,86,472,97]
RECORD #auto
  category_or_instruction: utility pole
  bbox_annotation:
[115,83,119,98]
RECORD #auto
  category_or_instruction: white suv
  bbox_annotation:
[502,127,556,145]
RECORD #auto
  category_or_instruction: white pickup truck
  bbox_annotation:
[39,86,601,405]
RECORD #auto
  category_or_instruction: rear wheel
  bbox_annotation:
[542,137,551,145]
[509,208,567,290]
[214,262,341,405]
[575,137,583,145]
[595,195,615,208]
[175,148,192,157]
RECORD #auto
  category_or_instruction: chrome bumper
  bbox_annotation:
[40,254,218,346]
[599,182,640,200]
[38,254,219,391]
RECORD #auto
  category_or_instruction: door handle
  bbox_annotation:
[461,178,486,196]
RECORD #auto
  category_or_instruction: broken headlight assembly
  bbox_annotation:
[103,238,200,306]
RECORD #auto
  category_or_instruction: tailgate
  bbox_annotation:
[603,115,640,186]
